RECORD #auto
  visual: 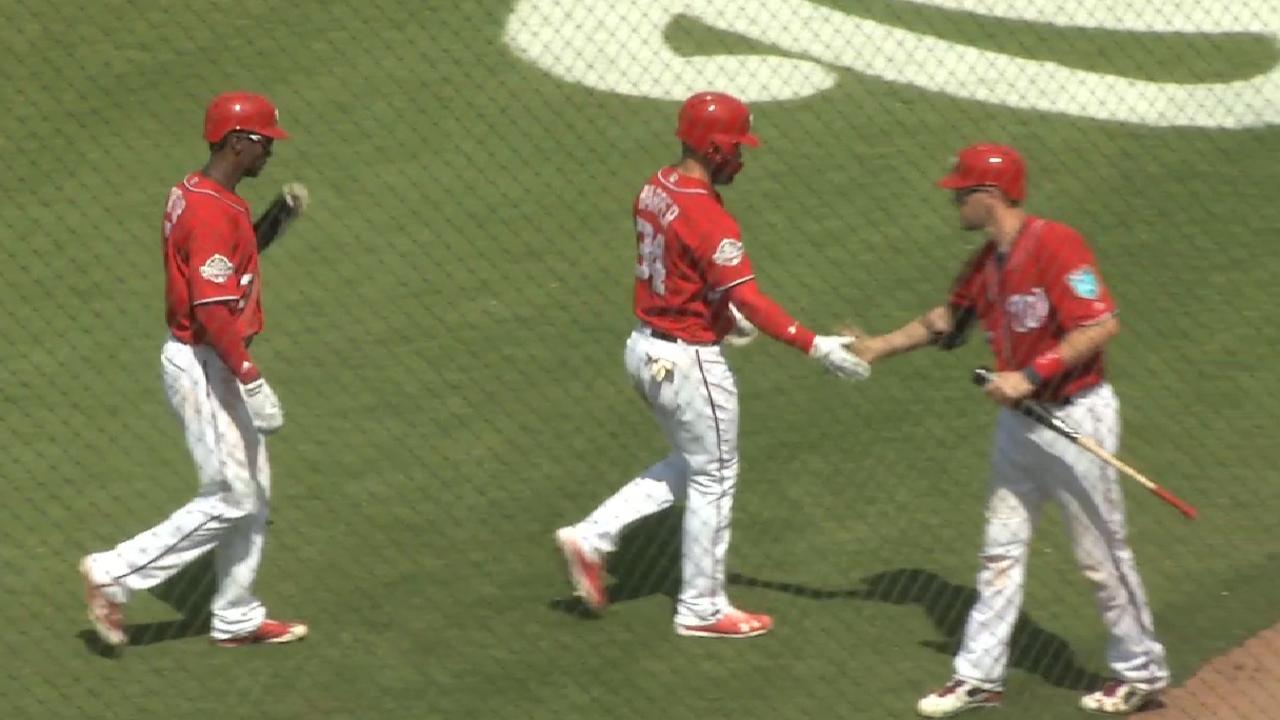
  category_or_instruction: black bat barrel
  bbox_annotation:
[972,367,995,387]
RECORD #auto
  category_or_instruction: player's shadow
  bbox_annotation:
[548,509,682,617]
[78,554,215,657]
[729,567,1105,691]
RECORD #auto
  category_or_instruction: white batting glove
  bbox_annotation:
[241,378,285,434]
[809,335,871,381]
[282,182,310,215]
[724,303,759,347]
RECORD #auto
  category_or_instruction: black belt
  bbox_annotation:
[645,328,717,346]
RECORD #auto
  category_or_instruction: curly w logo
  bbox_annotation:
[504,0,1280,129]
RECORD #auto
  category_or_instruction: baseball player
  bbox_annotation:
[78,92,309,648]
[850,144,1169,715]
[554,92,870,638]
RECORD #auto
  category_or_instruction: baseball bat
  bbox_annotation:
[972,367,1198,520]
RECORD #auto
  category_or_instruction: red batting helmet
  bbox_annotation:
[203,91,289,144]
[676,92,759,155]
[937,144,1026,202]
[676,92,759,183]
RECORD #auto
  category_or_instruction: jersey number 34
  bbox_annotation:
[634,218,667,295]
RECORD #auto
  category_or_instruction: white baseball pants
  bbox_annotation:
[573,329,740,626]
[954,383,1170,690]
[86,337,271,639]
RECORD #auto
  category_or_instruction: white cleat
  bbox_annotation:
[1079,680,1161,714]
[79,556,127,648]
[554,527,607,613]
[916,677,1003,718]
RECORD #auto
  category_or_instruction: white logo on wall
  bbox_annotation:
[503,0,1280,129]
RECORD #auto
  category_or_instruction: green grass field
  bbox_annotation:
[2,1,1279,718]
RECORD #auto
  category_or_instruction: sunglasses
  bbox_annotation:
[232,131,273,149]
[952,186,996,205]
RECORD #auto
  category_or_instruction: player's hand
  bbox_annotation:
[255,182,310,252]
[282,182,310,215]
[241,378,285,434]
[835,323,883,364]
[724,303,759,347]
[840,328,888,365]
[983,370,1035,407]
[809,335,871,381]
[850,336,888,364]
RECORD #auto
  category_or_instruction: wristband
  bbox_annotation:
[1029,349,1065,383]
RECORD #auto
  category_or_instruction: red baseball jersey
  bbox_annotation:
[632,168,756,343]
[950,216,1116,402]
[163,173,263,344]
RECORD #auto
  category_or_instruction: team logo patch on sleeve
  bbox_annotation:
[712,238,745,266]
[199,254,235,283]
[1066,266,1101,299]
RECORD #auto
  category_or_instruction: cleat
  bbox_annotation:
[674,608,773,638]
[214,619,308,648]
[555,527,607,612]
[916,677,1003,717]
[1079,680,1160,715]
[79,556,126,648]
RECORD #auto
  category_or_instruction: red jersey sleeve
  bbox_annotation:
[691,213,756,292]
[726,280,815,353]
[949,242,992,309]
[1040,226,1116,328]
[187,208,242,306]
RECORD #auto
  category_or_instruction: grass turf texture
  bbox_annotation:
[1,1,1277,718]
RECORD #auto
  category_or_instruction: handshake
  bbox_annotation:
[814,322,892,381]
[724,303,870,381]
[809,334,870,381]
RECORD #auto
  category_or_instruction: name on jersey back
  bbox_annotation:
[637,184,680,227]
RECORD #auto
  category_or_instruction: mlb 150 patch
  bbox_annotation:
[1067,266,1101,299]
[199,254,235,284]
[713,239,745,266]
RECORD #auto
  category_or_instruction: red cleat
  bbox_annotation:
[555,527,607,612]
[215,619,309,648]
[675,608,773,639]
[79,556,127,648]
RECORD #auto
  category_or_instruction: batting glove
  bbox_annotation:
[282,182,310,214]
[809,335,871,381]
[241,378,285,434]
[724,303,759,347]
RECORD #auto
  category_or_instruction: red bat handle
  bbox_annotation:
[973,366,1199,522]
[1149,485,1198,520]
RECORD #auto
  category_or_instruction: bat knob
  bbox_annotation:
[972,366,995,387]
